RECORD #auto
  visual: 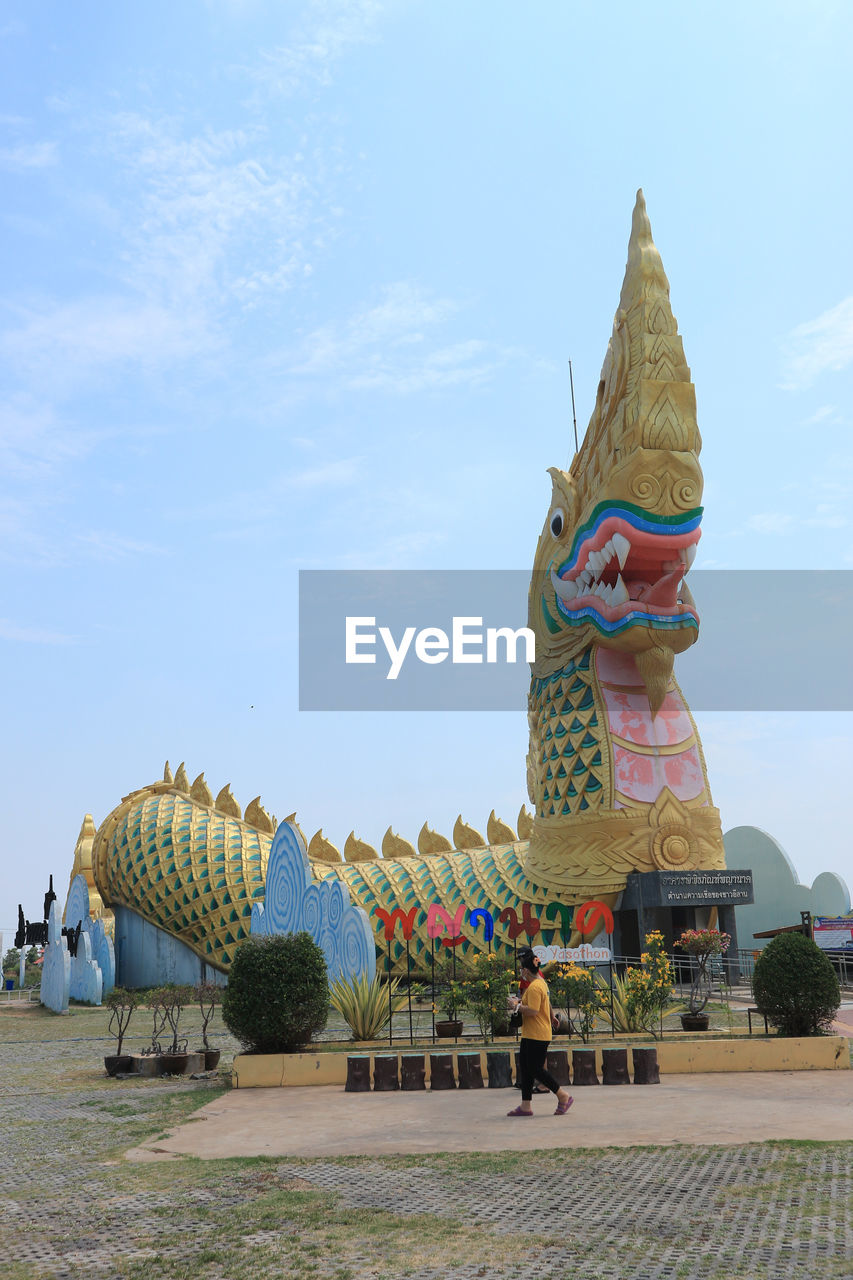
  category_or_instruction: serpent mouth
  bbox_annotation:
[549,502,701,631]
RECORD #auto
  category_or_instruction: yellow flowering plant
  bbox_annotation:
[549,962,599,1042]
[616,931,675,1039]
[462,952,514,1042]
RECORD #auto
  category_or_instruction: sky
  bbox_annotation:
[2,0,852,943]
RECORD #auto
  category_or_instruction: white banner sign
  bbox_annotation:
[534,943,612,964]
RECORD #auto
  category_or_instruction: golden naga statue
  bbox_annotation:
[86,191,725,975]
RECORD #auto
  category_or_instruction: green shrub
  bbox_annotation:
[753,933,841,1037]
[222,933,329,1054]
[463,953,515,1042]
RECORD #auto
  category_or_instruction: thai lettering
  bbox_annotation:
[374,905,418,941]
[426,903,466,947]
[469,907,494,942]
[373,898,610,949]
[544,901,573,939]
[574,900,615,936]
[498,903,541,940]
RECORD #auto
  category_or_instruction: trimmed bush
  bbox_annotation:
[222,933,329,1054]
[752,933,841,1037]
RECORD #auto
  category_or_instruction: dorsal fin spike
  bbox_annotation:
[215,784,241,819]
[307,829,341,863]
[343,831,379,862]
[174,762,190,793]
[517,805,534,840]
[453,815,486,851]
[418,822,453,856]
[163,761,173,783]
[382,826,417,859]
[244,795,274,834]
[190,772,213,806]
[487,810,517,845]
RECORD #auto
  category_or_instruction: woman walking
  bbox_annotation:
[506,947,573,1117]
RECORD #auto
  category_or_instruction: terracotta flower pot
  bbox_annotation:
[203,1048,221,1070]
[435,1020,463,1038]
[680,1011,710,1032]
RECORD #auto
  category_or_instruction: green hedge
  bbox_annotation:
[753,933,841,1037]
[222,933,329,1053]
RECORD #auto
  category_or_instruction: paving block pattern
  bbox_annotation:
[1,1024,850,1280]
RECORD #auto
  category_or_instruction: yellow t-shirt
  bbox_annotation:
[522,975,552,1042]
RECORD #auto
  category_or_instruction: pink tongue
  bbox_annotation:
[636,569,682,607]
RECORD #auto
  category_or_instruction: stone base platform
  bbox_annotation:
[232,1035,848,1088]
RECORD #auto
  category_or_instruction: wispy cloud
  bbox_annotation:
[746,512,794,535]
[246,0,383,97]
[0,618,75,645]
[0,140,58,171]
[103,114,317,312]
[802,404,840,426]
[287,458,363,489]
[288,282,497,393]
[782,296,853,389]
[1,297,213,392]
[172,457,364,540]
[0,396,92,480]
[72,531,167,562]
[746,503,849,538]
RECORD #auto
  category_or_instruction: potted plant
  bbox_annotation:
[194,980,224,1069]
[142,987,167,1069]
[434,960,467,1037]
[104,987,139,1075]
[676,928,731,1031]
[153,985,193,1073]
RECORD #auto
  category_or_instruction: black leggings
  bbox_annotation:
[519,1038,560,1101]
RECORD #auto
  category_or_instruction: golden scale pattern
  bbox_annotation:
[92,763,276,969]
[528,649,609,818]
[91,760,546,971]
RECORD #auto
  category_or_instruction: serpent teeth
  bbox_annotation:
[550,568,578,602]
[611,532,630,569]
[611,574,629,605]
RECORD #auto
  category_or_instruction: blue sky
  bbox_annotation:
[2,0,852,939]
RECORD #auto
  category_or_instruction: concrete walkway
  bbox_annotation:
[833,1007,853,1036]
[128,1070,853,1162]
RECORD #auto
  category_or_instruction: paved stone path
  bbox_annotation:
[130,1072,853,1159]
[276,1147,852,1280]
[4,1075,852,1280]
[2,1014,852,1280]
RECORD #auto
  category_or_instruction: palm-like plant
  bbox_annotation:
[595,973,645,1034]
[329,972,409,1041]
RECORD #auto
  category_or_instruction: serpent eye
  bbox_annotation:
[550,508,565,538]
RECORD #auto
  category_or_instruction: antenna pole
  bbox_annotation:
[568,359,579,455]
